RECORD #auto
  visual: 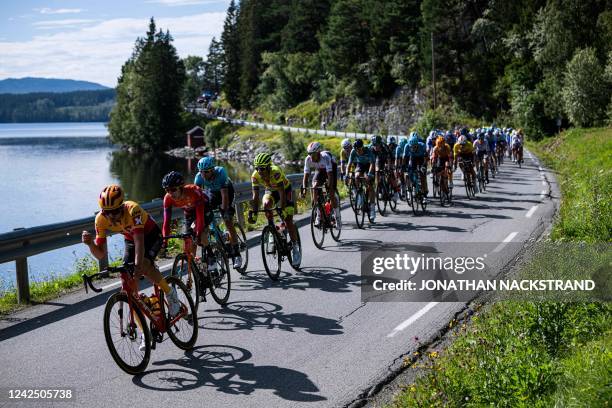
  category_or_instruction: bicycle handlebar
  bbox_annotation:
[81,264,134,294]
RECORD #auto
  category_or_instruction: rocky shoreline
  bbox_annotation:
[165,133,303,166]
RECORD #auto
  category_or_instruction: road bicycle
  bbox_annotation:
[476,157,487,193]
[433,163,453,207]
[210,210,249,275]
[351,173,375,229]
[375,169,398,215]
[406,164,428,215]
[82,264,197,375]
[309,186,341,249]
[255,207,302,280]
[458,158,477,199]
[166,231,231,306]
[513,144,524,168]
[496,143,505,165]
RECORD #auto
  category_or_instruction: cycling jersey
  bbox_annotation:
[473,140,490,153]
[304,151,335,174]
[194,166,232,192]
[454,141,474,157]
[432,144,452,159]
[403,142,427,159]
[388,143,398,160]
[395,145,405,160]
[251,164,291,190]
[162,184,208,238]
[340,148,351,164]
[95,201,157,245]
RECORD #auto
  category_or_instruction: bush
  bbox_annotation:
[280,131,306,161]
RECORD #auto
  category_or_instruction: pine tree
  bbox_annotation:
[108,18,185,151]
[203,37,225,94]
[221,0,241,108]
[281,0,330,53]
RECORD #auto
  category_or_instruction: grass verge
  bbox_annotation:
[391,127,612,407]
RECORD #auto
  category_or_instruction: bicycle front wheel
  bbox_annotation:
[330,193,342,242]
[310,205,325,249]
[261,225,281,280]
[235,223,249,275]
[162,276,198,350]
[208,243,231,305]
[288,228,302,272]
[171,254,200,310]
[354,189,365,229]
[103,292,150,375]
[376,180,387,216]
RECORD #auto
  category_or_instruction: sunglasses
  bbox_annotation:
[200,169,214,174]
[165,187,179,193]
[256,166,270,172]
[103,207,123,216]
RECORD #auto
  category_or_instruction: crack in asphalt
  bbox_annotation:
[338,302,367,323]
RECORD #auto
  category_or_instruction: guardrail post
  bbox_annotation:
[98,254,109,272]
[15,257,30,304]
[236,202,246,228]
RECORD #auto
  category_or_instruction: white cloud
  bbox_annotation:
[35,8,84,14]
[33,19,98,29]
[146,0,225,6]
[0,13,225,87]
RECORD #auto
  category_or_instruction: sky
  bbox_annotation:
[0,0,230,87]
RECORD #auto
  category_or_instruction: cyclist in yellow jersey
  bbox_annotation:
[82,185,181,318]
[247,153,301,265]
[453,136,476,182]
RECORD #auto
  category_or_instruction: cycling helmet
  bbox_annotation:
[371,135,383,146]
[460,127,468,136]
[307,141,322,154]
[408,135,420,146]
[162,171,185,189]
[341,138,352,149]
[197,156,215,171]
[399,136,408,147]
[388,136,397,144]
[435,136,445,148]
[353,139,364,149]
[458,135,467,145]
[410,131,420,140]
[477,132,485,140]
[98,184,124,211]
[254,152,272,167]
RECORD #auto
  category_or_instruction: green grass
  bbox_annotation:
[528,127,612,242]
[391,126,612,407]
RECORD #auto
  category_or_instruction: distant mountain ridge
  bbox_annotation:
[0,77,110,94]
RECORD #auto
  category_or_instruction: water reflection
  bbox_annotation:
[108,151,272,203]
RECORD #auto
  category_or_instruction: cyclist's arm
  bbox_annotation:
[86,236,107,260]
[220,187,229,212]
[195,201,205,238]
[161,195,173,240]
[251,186,260,212]
[132,231,146,272]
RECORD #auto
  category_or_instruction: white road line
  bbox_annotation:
[100,263,173,291]
[387,302,439,338]
[493,231,518,253]
[525,205,539,218]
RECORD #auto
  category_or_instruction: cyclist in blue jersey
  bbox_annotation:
[347,139,376,220]
[403,135,429,201]
[195,156,242,269]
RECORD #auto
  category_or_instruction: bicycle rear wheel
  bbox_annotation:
[376,181,388,216]
[330,196,342,242]
[171,253,200,310]
[103,292,150,375]
[235,223,249,275]
[208,243,231,305]
[310,205,325,249]
[162,276,198,350]
[261,225,281,280]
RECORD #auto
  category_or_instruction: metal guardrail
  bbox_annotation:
[195,108,408,140]
[0,174,304,304]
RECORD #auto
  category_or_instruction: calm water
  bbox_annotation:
[0,122,258,291]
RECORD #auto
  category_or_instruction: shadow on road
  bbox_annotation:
[198,300,343,335]
[132,344,326,402]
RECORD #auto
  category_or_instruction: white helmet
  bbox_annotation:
[307,141,322,153]
[341,138,351,149]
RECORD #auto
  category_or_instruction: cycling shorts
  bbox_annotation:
[123,224,163,264]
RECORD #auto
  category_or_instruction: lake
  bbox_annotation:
[0,122,259,291]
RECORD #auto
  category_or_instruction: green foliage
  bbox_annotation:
[109,18,186,151]
[182,55,205,105]
[204,120,231,149]
[279,130,306,161]
[221,0,241,108]
[0,89,115,123]
[562,48,609,127]
[202,37,225,95]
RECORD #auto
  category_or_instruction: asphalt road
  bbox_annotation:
[0,151,558,408]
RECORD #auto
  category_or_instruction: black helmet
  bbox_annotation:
[353,139,364,149]
[162,171,184,189]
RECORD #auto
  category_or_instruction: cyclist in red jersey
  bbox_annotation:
[161,171,217,273]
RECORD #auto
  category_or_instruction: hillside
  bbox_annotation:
[0,77,109,94]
